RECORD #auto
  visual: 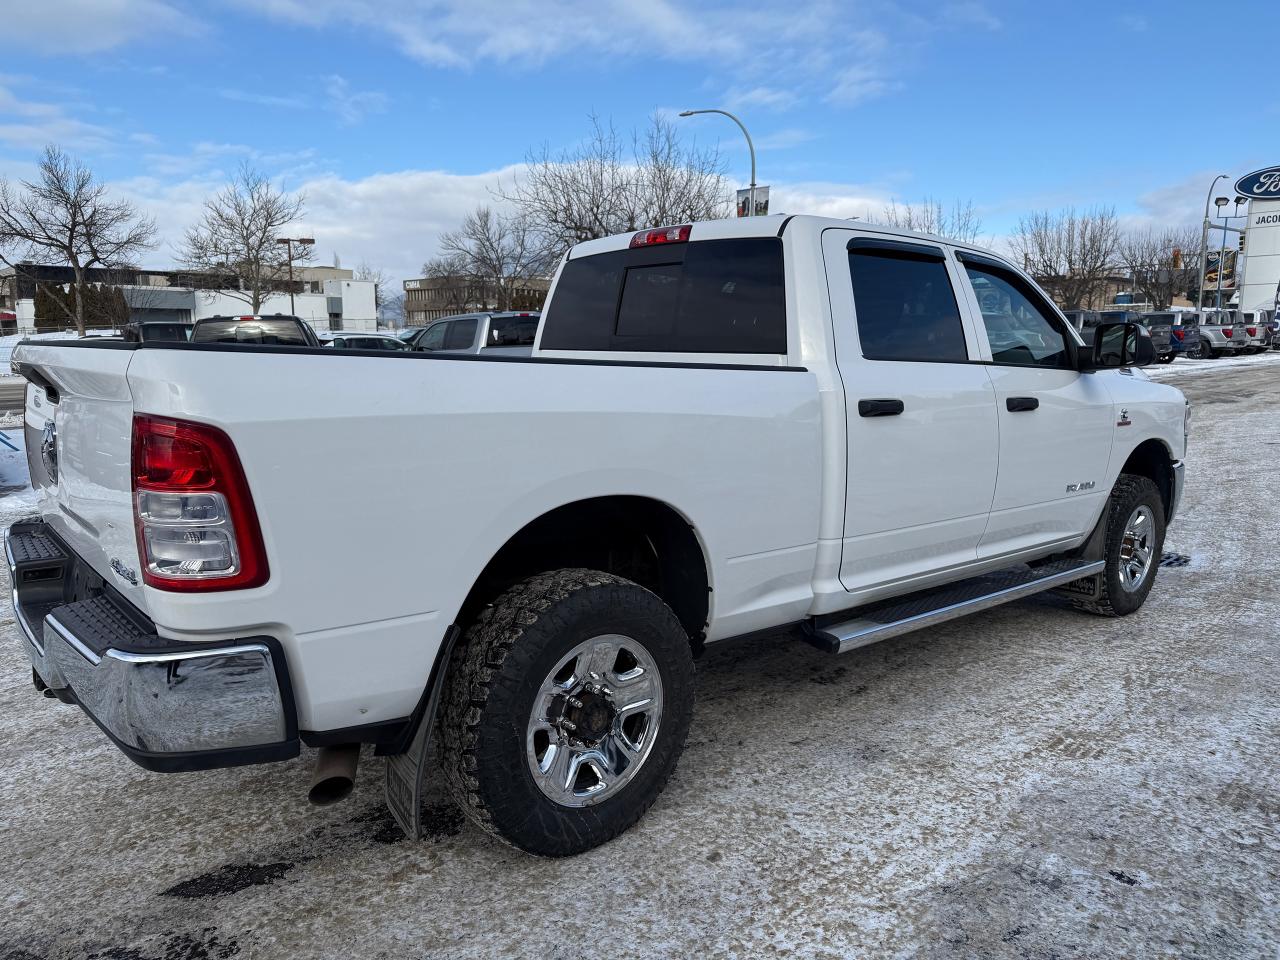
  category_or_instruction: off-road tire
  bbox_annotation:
[441,568,695,856]
[1073,474,1166,618]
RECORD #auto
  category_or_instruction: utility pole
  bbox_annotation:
[1197,174,1228,315]
[276,236,314,316]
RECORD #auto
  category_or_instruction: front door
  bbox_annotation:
[822,230,1000,598]
[954,252,1115,557]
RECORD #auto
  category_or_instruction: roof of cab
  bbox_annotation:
[565,213,1002,263]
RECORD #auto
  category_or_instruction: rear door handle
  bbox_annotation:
[1006,397,1039,412]
[858,398,905,417]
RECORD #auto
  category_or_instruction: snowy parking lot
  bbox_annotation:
[1,356,1279,959]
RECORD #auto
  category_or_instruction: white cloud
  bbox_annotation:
[0,84,116,151]
[236,2,914,110]
[324,76,389,126]
[941,2,1002,30]
[5,0,198,54]
[218,89,310,110]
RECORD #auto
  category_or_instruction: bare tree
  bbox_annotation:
[354,260,390,311]
[178,165,310,313]
[873,197,984,244]
[1009,206,1121,310]
[507,114,730,254]
[419,253,476,316]
[0,146,156,335]
[439,207,556,311]
[1117,225,1201,311]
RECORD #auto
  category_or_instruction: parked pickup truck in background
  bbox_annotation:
[190,314,321,347]
[1195,309,1248,358]
[402,311,540,355]
[6,215,1188,856]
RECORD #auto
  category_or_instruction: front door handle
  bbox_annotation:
[1006,396,1039,412]
[858,398,905,417]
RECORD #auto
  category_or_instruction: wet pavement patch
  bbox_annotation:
[85,929,241,960]
[1108,869,1139,886]
[161,861,298,899]
[1160,552,1192,568]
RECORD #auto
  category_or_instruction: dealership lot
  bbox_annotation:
[2,357,1279,960]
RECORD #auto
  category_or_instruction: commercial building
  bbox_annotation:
[402,275,549,326]
[0,263,377,334]
[1237,166,1280,316]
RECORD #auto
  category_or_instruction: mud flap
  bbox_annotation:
[382,629,458,841]
[384,717,432,840]
[1054,572,1102,601]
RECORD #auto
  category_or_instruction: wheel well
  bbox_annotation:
[457,496,711,651]
[1119,440,1174,521]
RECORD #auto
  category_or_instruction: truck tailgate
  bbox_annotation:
[14,343,147,612]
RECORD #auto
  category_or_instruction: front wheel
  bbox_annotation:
[1075,475,1166,617]
[442,569,694,856]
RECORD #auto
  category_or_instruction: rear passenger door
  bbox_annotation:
[822,231,1000,597]
[954,253,1114,556]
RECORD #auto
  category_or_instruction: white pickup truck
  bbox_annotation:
[6,215,1189,856]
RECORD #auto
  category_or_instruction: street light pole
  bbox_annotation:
[678,108,756,216]
[1197,174,1228,315]
[276,236,314,317]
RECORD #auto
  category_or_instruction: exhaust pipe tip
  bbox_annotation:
[308,743,360,806]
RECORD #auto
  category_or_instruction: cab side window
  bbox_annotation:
[963,262,1070,368]
[847,242,968,362]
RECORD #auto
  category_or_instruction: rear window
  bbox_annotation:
[192,318,310,345]
[486,316,538,347]
[540,237,786,354]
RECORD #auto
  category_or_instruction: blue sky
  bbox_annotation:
[1,0,1275,284]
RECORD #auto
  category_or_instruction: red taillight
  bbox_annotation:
[239,316,254,322]
[630,224,691,248]
[1247,327,1257,336]
[1223,328,1233,338]
[132,415,268,591]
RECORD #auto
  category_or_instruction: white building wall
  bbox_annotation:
[1240,199,1280,315]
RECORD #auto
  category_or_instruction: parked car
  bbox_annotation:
[1129,312,1176,363]
[1262,310,1280,349]
[7,215,1188,857]
[1137,312,1201,362]
[397,326,426,345]
[1194,309,1247,358]
[122,321,193,343]
[190,314,321,347]
[1240,312,1270,354]
[411,311,540,356]
[321,332,408,351]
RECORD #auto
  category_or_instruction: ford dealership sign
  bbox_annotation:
[1235,166,1280,199]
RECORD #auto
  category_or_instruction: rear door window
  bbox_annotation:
[540,237,786,353]
[847,243,968,362]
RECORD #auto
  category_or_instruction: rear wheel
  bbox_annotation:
[442,569,694,856]
[1074,475,1166,618]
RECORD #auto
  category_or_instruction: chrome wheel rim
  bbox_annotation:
[526,634,664,808]
[1118,505,1156,591]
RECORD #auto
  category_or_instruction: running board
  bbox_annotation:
[805,559,1105,654]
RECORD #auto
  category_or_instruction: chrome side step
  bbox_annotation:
[806,558,1105,654]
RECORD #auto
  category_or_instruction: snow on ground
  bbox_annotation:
[1145,348,1280,380]
[0,427,38,514]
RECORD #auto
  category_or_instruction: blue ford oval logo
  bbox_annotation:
[1235,166,1280,200]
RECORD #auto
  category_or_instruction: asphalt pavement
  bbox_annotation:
[1,355,1279,959]
[0,377,25,416]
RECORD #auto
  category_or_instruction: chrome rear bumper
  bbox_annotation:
[5,519,297,771]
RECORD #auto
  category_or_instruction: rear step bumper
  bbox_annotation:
[806,558,1106,654]
[5,518,298,772]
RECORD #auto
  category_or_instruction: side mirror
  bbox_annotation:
[1080,321,1155,370]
